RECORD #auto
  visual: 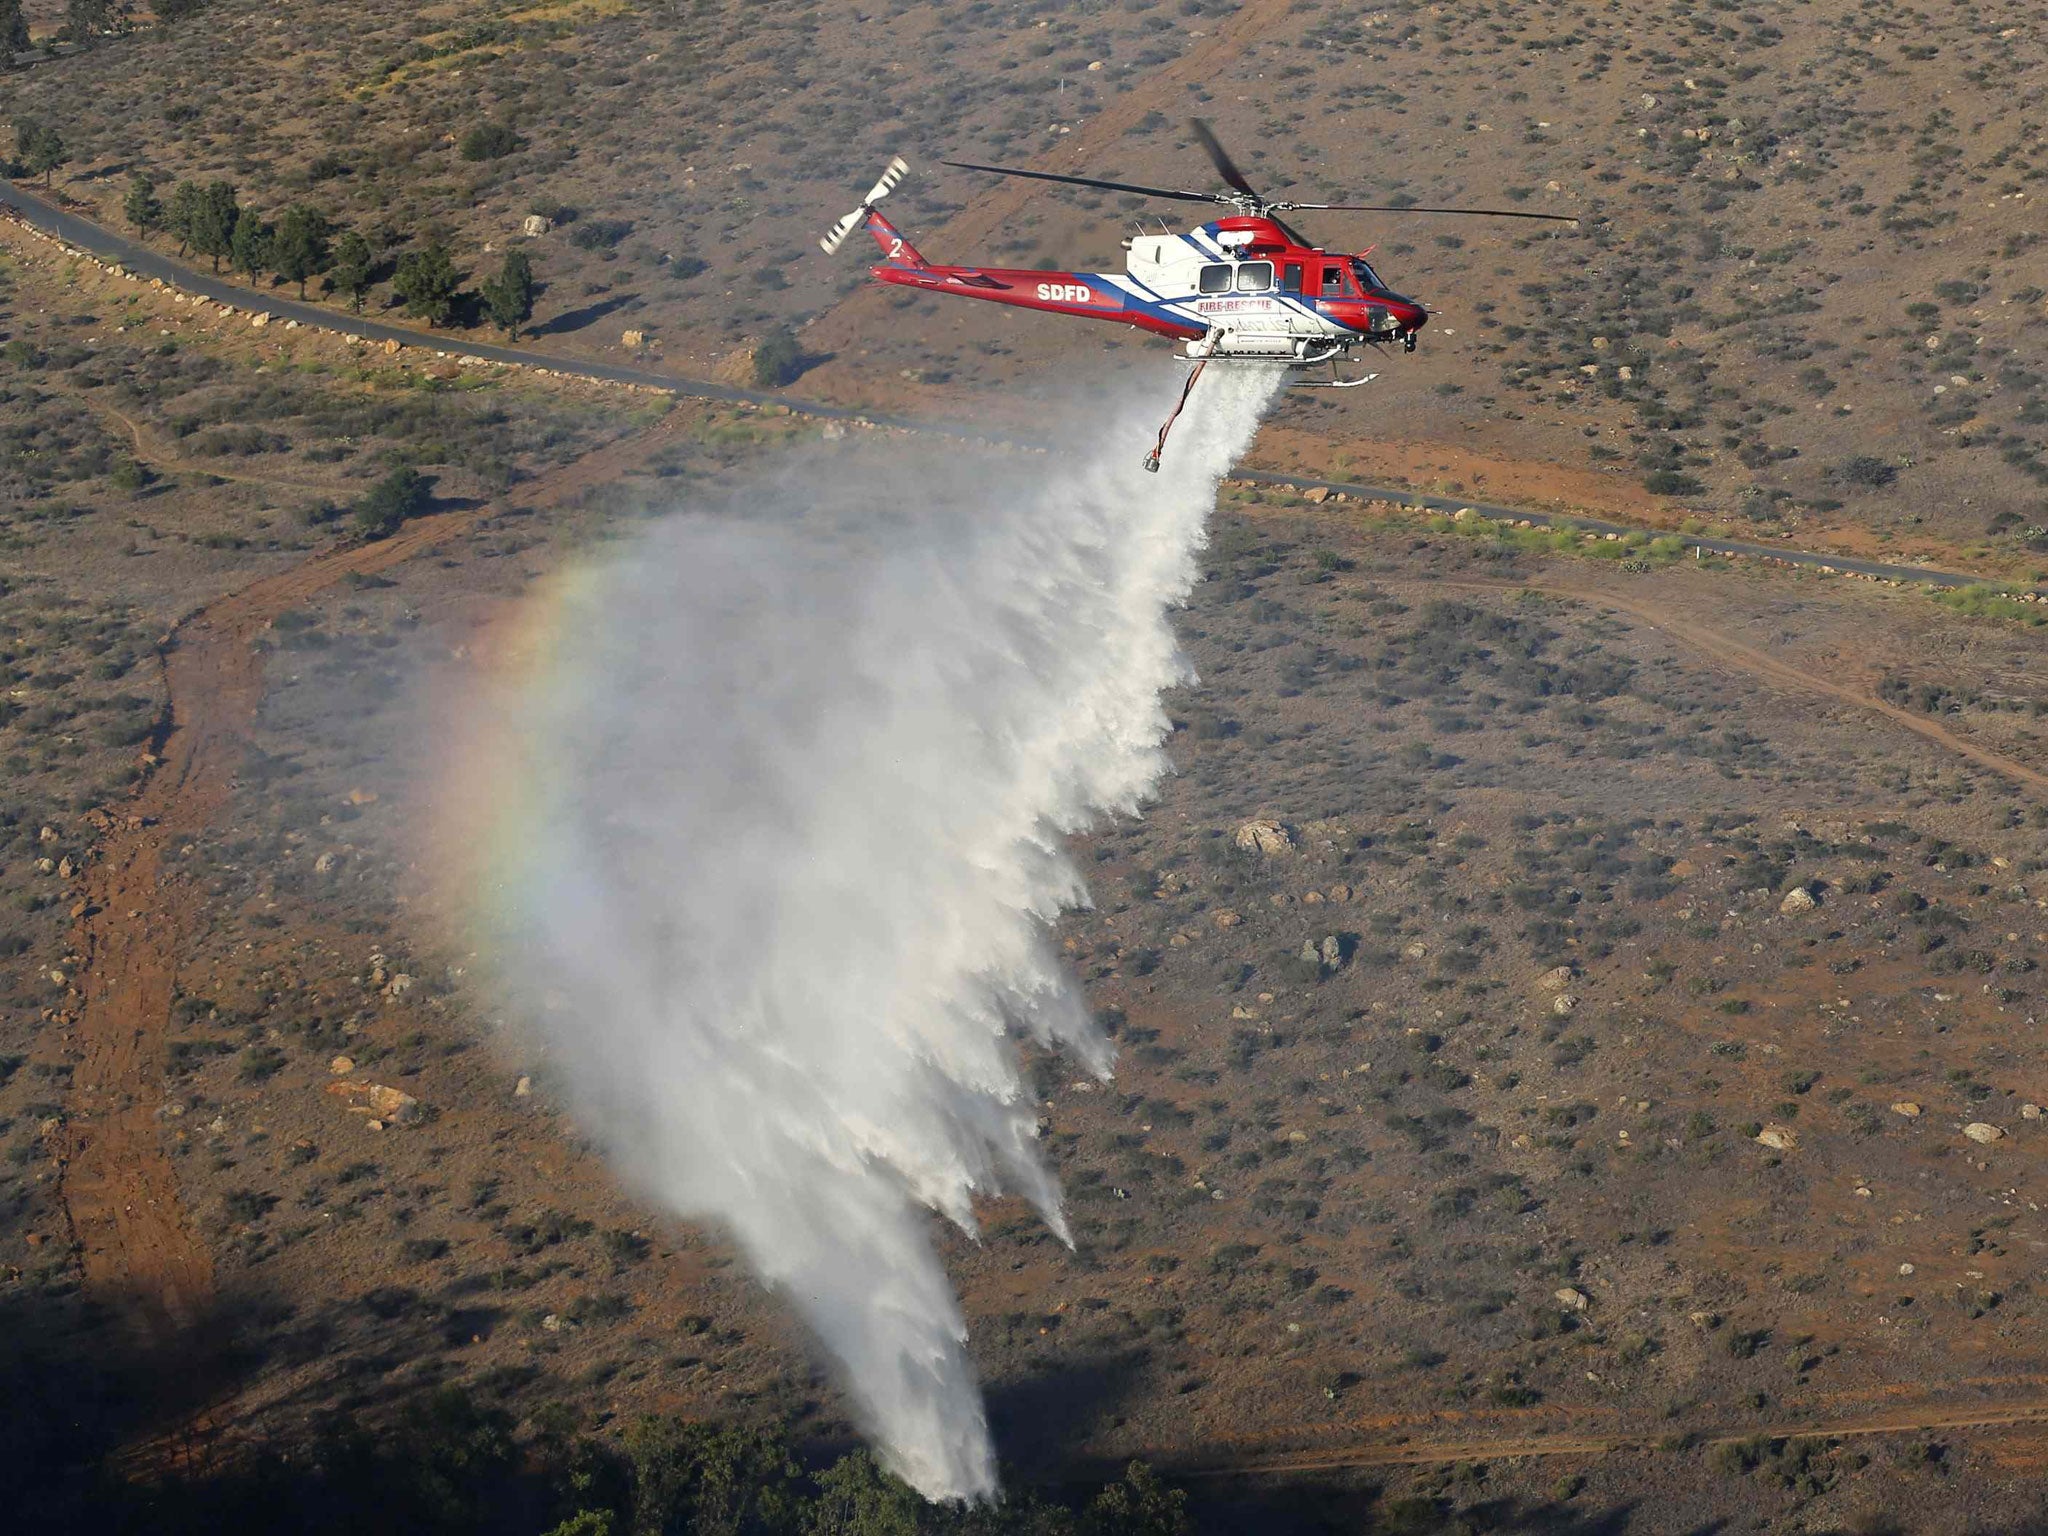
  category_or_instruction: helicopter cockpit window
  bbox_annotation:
[1350,258,1385,293]
[1197,263,1233,295]
[1235,261,1274,293]
[1319,264,1351,297]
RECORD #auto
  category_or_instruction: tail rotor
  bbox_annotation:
[820,156,910,254]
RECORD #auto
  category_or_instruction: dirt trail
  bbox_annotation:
[1439,579,2048,796]
[53,413,691,1346]
[77,394,357,496]
[1172,1395,2048,1477]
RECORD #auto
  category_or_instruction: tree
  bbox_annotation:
[123,172,162,234]
[750,324,804,388]
[229,207,272,279]
[166,180,205,256]
[154,0,206,20]
[803,1453,921,1536]
[66,0,111,46]
[330,229,374,312]
[624,1419,806,1536]
[479,248,535,340]
[1,0,29,56]
[392,241,461,327]
[14,119,68,187]
[351,466,431,539]
[1080,1464,1188,1536]
[189,180,240,272]
[272,204,332,298]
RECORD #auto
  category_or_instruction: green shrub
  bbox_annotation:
[352,466,431,539]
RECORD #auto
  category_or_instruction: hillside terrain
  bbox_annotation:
[9,0,2048,560]
[5,2,2048,1532]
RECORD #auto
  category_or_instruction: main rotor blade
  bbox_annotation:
[1189,118,1261,200]
[1279,202,1581,223]
[941,159,1224,205]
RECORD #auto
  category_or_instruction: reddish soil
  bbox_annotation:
[50,410,697,1344]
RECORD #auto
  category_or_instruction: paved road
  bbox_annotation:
[6,177,2040,598]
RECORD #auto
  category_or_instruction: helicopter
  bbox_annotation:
[820,121,1576,469]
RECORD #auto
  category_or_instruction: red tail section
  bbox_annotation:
[863,210,929,269]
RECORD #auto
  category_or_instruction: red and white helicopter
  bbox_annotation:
[821,121,1576,467]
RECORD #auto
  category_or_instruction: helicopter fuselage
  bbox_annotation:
[863,212,1428,363]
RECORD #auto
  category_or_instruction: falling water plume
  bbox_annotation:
[466,365,1283,1498]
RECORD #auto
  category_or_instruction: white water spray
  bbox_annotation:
[483,366,1281,1499]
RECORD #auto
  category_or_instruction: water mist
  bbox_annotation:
[475,365,1282,1499]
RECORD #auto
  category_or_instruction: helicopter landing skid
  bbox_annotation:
[1291,366,1381,389]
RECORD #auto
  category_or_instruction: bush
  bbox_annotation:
[459,123,524,162]
[569,218,632,251]
[352,466,431,539]
[750,324,804,388]
[1837,455,1899,488]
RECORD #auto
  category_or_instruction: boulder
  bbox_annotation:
[1555,1287,1590,1311]
[1234,819,1293,856]
[1755,1124,1797,1151]
[1211,910,1240,929]
[2023,1104,2041,1121]
[326,1080,422,1125]
[1963,1122,2005,1144]
[1891,1101,1922,1117]
[1319,934,1343,968]
[1536,964,1575,992]
[622,329,647,349]
[1780,886,1817,914]
[522,214,551,237]
[1302,486,1330,504]
[1551,993,1579,1016]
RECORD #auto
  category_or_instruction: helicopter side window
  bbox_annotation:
[1280,262,1304,294]
[1318,264,1352,298]
[1197,263,1233,295]
[1235,261,1274,293]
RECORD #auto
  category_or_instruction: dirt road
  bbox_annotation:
[1440,579,2048,796]
[1170,1394,2048,1478]
[3,183,2037,600]
[52,412,693,1346]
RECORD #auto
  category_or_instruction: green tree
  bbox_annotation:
[1080,1464,1188,1536]
[392,241,462,327]
[624,1418,805,1536]
[189,180,240,272]
[123,171,163,234]
[352,465,431,539]
[229,207,272,279]
[1,0,29,55]
[479,247,536,339]
[271,204,332,298]
[803,1453,921,1536]
[165,180,205,256]
[330,229,375,312]
[14,119,68,187]
[750,324,804,388]
[66,0,111,45]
